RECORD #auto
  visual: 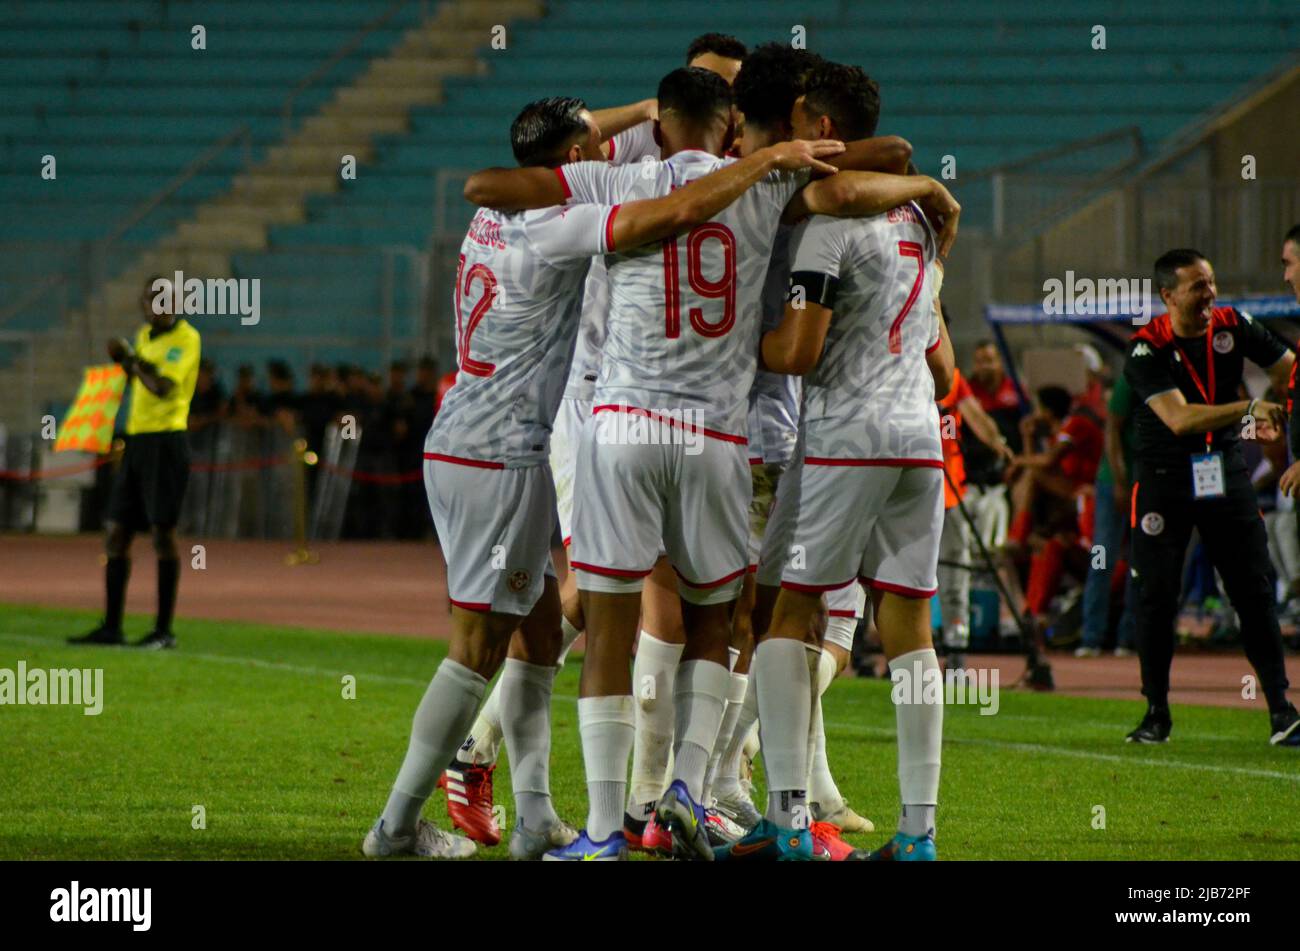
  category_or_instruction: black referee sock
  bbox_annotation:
[105,556,130,631]
[156,557,180,636]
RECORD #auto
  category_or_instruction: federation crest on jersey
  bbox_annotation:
[1140,512,1165,536]
[1131,342,1152,358]
[507,569,530,592]
[1212,331,1234,354]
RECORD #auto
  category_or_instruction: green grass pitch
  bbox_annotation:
[2,602,1299,860]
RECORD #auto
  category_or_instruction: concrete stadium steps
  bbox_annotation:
[0,0,544,431]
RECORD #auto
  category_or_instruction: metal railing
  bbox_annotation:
[958,126,1146,240]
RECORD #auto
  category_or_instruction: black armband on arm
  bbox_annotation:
[788,271,839,309]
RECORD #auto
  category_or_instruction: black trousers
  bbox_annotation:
[1129,461,1290,711]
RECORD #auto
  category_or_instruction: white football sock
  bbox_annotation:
[714,673,758,799]
[555,614,583,668]
[802,645,822,783]
[579,694,634,842]
[824,614,857,653]
[753,638,811,827]
[499,658,559,832]
[808,648,844,815]
[671,659,730,802]
[382,659,487,837]
[454,673,502,767]
[626,631,684,815]
[703,670,749,801]
[889,647,942,838]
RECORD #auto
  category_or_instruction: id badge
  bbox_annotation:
[1191,452,1225,499]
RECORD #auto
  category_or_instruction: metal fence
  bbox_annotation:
[0,418,432,541]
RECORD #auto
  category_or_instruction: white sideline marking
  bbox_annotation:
[10,631,1297,783]
[0,632,431,687]
[824,719,1300,784]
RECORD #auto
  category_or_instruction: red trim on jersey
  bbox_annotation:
[804,456,944,469]
[1132,313,1173,347]
[926,336,942,354]
[827,609,857,618]
[781,577,858,594]
[1212,305,1239,328]
[554,166,571,200]
[450,598,491,612]
[423,451,505,470]
[748,456,763,465]
[592,403,748,444]
[605,204,621,253]
[859,576,937,599]
[747,564,758,573]
[571,561,654,579]
[674,565,748,589]
[562,535,572,548]
[606,135,616,162]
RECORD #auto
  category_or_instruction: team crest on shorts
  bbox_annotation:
[1212,331,1234,354]
[507,570,530,592]
[1140,512,1165,536]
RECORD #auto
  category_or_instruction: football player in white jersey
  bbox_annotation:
[438,35,750,854]
[711,54,960,860]
[746,87,955,859]
[464,66,958,861]
[362,95,844,860]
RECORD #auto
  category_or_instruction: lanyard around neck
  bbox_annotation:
[1171,328,1215,451]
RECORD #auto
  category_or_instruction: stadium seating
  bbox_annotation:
[3,0,1299,427]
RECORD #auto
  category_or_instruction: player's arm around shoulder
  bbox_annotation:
[463,166,568,210]
[783,174,960,259]
[610,139,843,252]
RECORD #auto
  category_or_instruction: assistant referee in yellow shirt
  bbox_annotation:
[70,274,200,649]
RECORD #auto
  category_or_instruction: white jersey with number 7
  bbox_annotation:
[787,204,943,464]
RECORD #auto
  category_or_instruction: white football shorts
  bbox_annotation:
[425,456,556,616]
[758,460,943,599]
[549,395,591,547]
[570,407,750,605]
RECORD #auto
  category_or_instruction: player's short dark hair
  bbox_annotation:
[657,67,732,127]
[510,96,589,168]
[802,62,881,140]
[1036,385,1073,421]
[733,43,824,131]
[974,339,997,351]
[1285,223,1300,247]
[1153,248,1208,293]
[686,32,747,65]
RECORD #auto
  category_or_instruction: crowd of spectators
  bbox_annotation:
[935,337,1300,660]
[185,355,451,539]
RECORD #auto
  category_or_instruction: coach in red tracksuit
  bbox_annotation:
[1122,248,1299,746]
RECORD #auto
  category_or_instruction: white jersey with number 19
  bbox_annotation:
[426,201,619,468]
[558,151,808,440]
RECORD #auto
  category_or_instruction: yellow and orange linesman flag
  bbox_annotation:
[54,364,127,454]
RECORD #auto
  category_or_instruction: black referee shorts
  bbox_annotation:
[106,431,191,532]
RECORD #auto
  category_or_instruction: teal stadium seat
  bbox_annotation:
[3,0,1298,376]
